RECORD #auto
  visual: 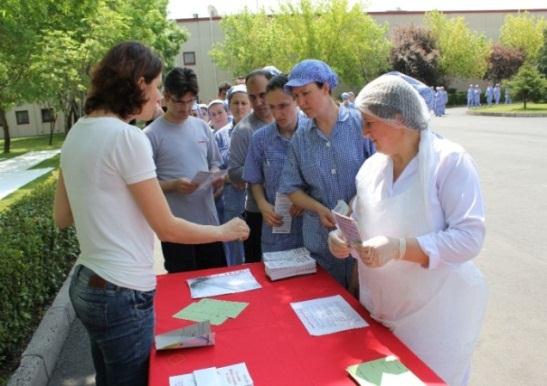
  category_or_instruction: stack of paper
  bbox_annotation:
[169,362,253,386]
[155,321,214,350]
[173,298,249,325]
[346,356,424,386]
[263,247,316,281]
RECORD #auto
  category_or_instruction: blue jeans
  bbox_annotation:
[69,265,155,386]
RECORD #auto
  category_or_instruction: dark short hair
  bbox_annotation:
[266,74,289,94]
[164,67,199,99]
[84,42,162,120]
[218,81,232,94]
[245,69,273,84]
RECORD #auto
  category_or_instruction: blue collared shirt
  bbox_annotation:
[279,106,374,285]
[243,116,309,252]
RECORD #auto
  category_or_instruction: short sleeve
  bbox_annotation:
[112,128,156,185]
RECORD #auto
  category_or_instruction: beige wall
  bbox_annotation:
[2,104,65,140]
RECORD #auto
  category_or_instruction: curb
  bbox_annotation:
[466,111,547,117]
[8,268,76,386]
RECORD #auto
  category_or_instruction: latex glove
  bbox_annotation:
[354,236,406,268]
[328,230,351,259]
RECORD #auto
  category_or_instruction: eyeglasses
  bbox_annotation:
[169,96,196,106]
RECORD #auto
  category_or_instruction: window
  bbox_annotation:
[41,108,55,123]
[183,51,196,66]
[15,110,30,125]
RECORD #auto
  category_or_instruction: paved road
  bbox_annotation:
[49,107,547,386]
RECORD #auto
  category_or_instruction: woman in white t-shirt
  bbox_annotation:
[328,74,487,386]
[54,42,249,386]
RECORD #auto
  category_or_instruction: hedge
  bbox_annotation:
[0,179,79,371]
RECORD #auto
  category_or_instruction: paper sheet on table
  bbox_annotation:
[173,299,248,325]
[191,170,227,192]
[346,356,424,386]
[155,321,215,350]
[169,362,253,386]
[272,192,292,234]
[290,294,367,336]
[187,268,261,298]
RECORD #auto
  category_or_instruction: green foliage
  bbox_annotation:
[0,179,79,370]
[538,28,547,77]
[500,12,547,64]
[425,11,491,81]
[505,65,547,109]
[211,0,391,88]
[389,25,441,86]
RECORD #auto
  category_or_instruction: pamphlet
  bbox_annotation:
[191,170,227,192]
[290,294,368,336]
[187,268,261,298]
[272,192,292,234]
[155,321,214,350]
[173,299,249,325]
[262,247,316,281]
[169,362,253,386]
[346,356,424,386]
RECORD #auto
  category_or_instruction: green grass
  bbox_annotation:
[0,133,65,212]
[473,103,547,114]
[0,133,65,160]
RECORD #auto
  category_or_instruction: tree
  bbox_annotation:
[500,12,547,65]
[538,28,547,77]
[389,25,441,86]
[211,0,391,88]
[424,11,491,82]
[484,43,525,83]
[505,65,547,109]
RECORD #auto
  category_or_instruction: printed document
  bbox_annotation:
[187,268,261,298]
[169,362,253,386]
[272,192,292,234]
[290,294,368,336]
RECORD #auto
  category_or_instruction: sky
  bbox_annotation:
[167,0,547,19]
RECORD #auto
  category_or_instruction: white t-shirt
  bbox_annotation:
[61,117,157,291]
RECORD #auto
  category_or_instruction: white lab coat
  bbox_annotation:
[352,129,487,386]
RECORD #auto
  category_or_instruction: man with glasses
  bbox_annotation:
[144,67,226,273]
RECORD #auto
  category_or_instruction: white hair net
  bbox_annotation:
[355,74,430,131]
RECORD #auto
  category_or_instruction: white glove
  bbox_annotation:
[327,229,351,259]
[355,236,406,268]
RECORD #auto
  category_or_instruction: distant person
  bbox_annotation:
[279,59,375,288]
[217,81,232,100]
[229,68,275,263]
[199,103,209,122]
[504,87,512,104]
[494,83,501,105]
[54,42,248,386]
[485,84,493,106]
[243,74,306,253]
[215,85,252,265]
[467,84,474,107]
[473,84,481,106]
[144,67,226,273]
[208,99,229,131]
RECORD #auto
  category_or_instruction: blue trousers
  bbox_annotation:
[69,265,155,386]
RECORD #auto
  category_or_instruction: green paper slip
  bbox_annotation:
[173,299,249,326]
[346,356,424,386]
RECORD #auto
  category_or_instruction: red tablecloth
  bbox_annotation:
[149,263,446,386]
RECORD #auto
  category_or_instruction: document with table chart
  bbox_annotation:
[290,294,368,336]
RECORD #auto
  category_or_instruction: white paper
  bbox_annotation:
[170,362,253,386]
[191,170,227,192]
[272,192,292,234]
[290,295,368,336]
[332,210,362,244]
[187,268,261,298]
[155,321,214,350]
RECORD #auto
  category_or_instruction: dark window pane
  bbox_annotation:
[15,110,30,125]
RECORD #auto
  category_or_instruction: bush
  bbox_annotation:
[447,89,467,106]
[0,179,79,371]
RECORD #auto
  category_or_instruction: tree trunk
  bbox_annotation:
[523,97,527,110]
[0,108,11,154]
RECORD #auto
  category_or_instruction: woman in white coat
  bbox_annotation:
[328,74,487,386]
